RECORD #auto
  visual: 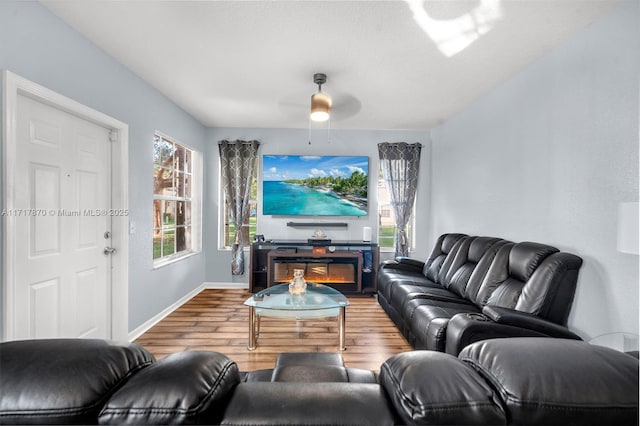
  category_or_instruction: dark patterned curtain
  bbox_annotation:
[219,140,260,275]
[378,142,422,258]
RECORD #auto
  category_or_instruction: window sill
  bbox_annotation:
[153,250,200,269]
[218,246,251,252]
[379,248,415,254]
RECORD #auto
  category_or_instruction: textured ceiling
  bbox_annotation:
[42,0,618,130]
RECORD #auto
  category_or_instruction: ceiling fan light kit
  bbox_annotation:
[310,73,331,122]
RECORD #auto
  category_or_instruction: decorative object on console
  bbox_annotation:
[288,269,307,294]
[617,201,639,255]
[263,155,368,216]
[309,230,331,245]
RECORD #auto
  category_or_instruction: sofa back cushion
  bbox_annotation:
[508,242,558,282]
[441,237,505,301]
[0,339,154,425]
[476,242,582,324]
[422,233,466,282]
[515,251,583,324]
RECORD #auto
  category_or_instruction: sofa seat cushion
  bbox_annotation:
[241,369,274,382]
[460,338,639,425]
[378,272,437,303]
[98,351,240,425]
[221,383,397,425]
[269,352,377,383]
[272,365,349,382]
[377,268,425,300]
[411,304,481,351]
[395,286,475,320]
[0,339,154,425]
[386,280,441,310]
[275,352,343,367]
[403,296,478,333]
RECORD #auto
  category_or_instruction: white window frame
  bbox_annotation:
[153,131,202,268]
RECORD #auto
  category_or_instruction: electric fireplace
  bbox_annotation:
[267,251,362,293]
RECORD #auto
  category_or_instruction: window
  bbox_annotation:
[153,133,201,264]
[221,170,258,248]
[377,175,415,252]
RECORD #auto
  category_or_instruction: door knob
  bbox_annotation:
[104,247,117,255]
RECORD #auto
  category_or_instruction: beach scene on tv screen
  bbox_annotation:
[262,155,368,216]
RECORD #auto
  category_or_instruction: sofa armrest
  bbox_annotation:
[459,338,639,425]
[395,256,426,270]
[445,309,581,356]
[379,351,505,425]
[99,351,240,425]
[0,339,154,425]
[482,306,582,340]
[379,257,425,274]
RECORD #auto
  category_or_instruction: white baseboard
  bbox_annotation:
[203,281,250,289]
[127,281,249,341]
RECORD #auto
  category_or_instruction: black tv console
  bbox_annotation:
[249,240,380,295]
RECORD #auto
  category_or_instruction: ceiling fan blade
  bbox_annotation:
[330,93,362,121]
[277,91,362,122]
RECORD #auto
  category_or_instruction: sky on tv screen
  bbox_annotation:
[262,155,368,181]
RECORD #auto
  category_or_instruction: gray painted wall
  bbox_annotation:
[0,1,208,334]
[429,0,639,341]
[204,127,432,283]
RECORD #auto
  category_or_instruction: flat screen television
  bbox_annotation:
[262,155,368,216]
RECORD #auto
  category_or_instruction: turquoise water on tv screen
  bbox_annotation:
[263,181,367,216]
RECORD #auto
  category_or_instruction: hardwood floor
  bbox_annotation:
[135,289,412,371]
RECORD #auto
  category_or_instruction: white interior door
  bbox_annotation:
[12,93,112,339]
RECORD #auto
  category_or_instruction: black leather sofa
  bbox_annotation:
[377,233,584,354]
[0,338,637,425]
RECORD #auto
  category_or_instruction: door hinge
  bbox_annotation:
[109,130,118,142]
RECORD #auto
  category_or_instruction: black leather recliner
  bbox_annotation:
[0,338,637,425]
[377,233,583,354]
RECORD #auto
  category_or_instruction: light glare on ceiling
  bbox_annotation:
[404,0,503,58]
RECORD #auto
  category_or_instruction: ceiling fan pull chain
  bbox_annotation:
[308,115,312,145]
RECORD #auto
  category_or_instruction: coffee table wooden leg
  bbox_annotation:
[248,306,257,350]
[338,306,346,351]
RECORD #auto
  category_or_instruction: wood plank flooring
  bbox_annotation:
[135,289,412,371]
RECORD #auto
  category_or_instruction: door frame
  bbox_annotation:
[2,70,129,341]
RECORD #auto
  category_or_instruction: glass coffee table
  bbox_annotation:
[244,282,349,351]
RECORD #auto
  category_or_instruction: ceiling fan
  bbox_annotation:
[277,73,362,123]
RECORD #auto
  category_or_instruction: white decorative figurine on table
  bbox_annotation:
[289,269,307,294]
